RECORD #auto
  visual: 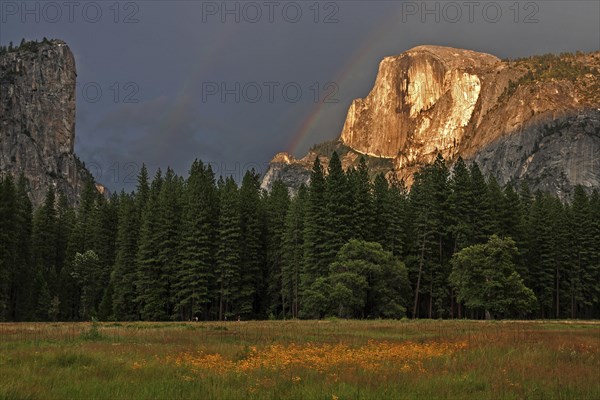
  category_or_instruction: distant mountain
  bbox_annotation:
[0,39,98,206]
[262,45,600,198]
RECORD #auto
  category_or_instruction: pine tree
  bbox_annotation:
[31,187,58,319]
[387,174,409,257]
[429,155,451,318]
[281,185,306,319]
[237,170,264,318]
[54,193,74,280]
[112,166,150,320]
[448,157,473,251]
[323,152,352,265]
[58,178,101,320]
[135,164,150,219]
[172,161,218,321]
[484,175,504,236]
[67,177,99,256]
[0,175,33,321]
[567,186,595,318]
[372,173,390,248]
[58,178,92,319]
[0,176,17,321]
[133,167,180,321]
[469,163,489,244]
[154,168,183,320]
[528,193,567,318]
[518,181,534,288]
[71,250,102,319]
[302,157,327,294]
[135,169,166,320]
[349,157,373,241]
[111,192,140,320]
[589,189,600,318]
[216,176,241,320]
[264,180,290,318]
[95,193,119,301]
[501,184,522,238]
[409,154,451,318]
[12,175,33,320]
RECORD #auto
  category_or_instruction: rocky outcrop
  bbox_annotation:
[472,110,600,197]
[0,39,94,206]
[260,153,312,194]
[262,46,600,197]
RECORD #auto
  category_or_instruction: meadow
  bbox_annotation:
[1,320,598,399]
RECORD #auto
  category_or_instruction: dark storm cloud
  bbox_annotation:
[1,1,598,191]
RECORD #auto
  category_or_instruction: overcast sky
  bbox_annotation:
[2,0,599,191]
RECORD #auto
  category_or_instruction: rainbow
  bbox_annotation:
[287,9,407,156]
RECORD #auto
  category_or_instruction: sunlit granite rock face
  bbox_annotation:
[262,45,600,197]
[340,45,496,160]
[0,40,95,206]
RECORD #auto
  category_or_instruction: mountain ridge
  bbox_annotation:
[262,45,600,197]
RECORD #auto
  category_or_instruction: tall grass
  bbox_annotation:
[1,320,598,399]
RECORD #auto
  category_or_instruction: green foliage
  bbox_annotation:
[281,185,306,319]
[302,157,328,292]
[2,152,599,322]
[111,192,140,321]
[264,180,290,317]
[409,153,451,318]
[323,152,353,263]
[501,52,598,100]
[237,170,264,318]
[450,235,537,318]
[171,161,218,321]
[215,176,241,321]
[71,250,102,319]
[304,240,410,319]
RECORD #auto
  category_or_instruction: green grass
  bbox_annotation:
[1,320,598,399]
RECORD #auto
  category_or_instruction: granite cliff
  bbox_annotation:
[0,39,94,206]
[262,46,600,197]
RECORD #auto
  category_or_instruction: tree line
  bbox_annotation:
[1,153,599,321]
[0,38,53,55]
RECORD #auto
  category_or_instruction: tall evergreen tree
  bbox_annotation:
[372,173,391,247]
[448,157,473,251]
[0,176,17,321]
[264,180,290,317]
[31,187,58,319]
[323,152,352,265]
[12,175,33,320]
[95,194,119,319]
[567,186,595,318]
[237,170,264,318]
[302,157,327,293]
[387,174,409,257]
[469,163,489,244]
[172,161,218,320]
[135,169,167,320]
[216,176,241,320]
[111,192,140,320]
[281,185,307,319]
[0,175,33,320]
[409,154,450,318]
[348,157,373,241]
[589,189,600,317]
